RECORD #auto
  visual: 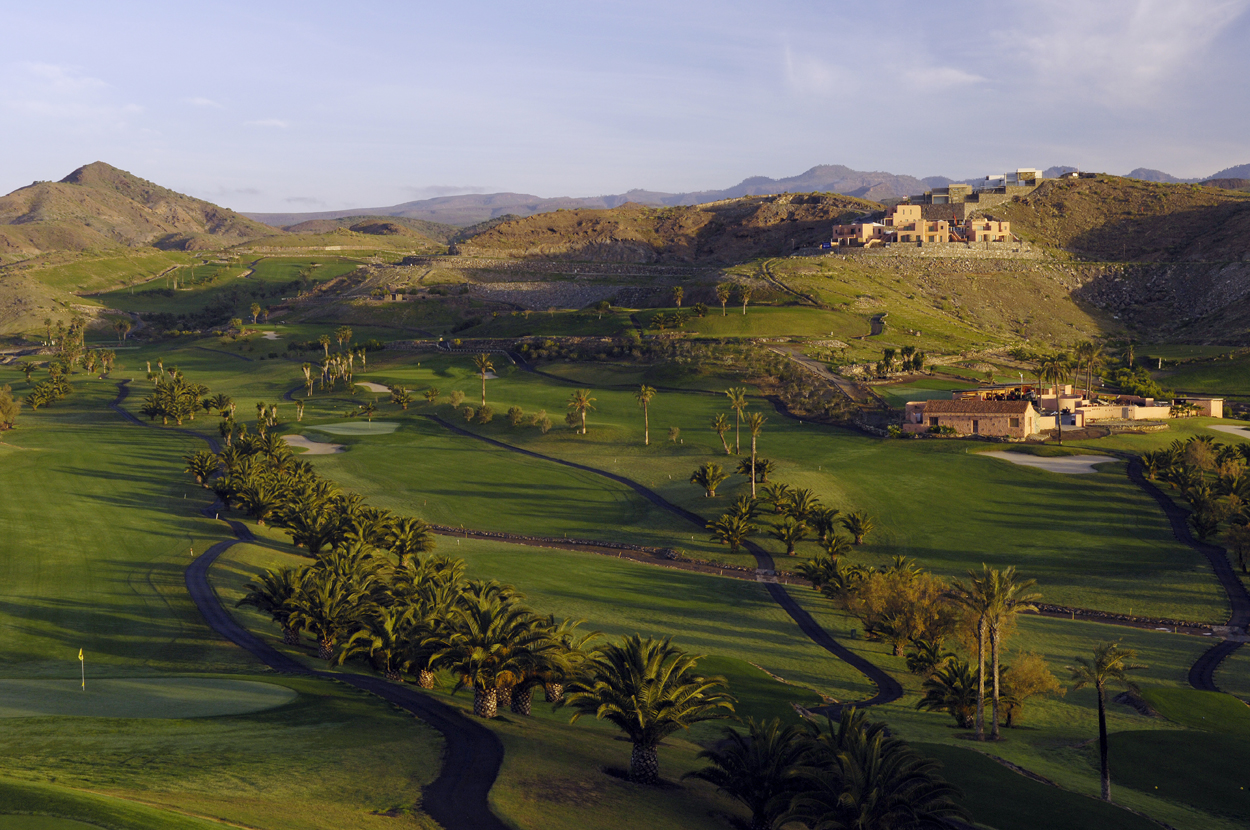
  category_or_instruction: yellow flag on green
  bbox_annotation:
[78,649,83,661]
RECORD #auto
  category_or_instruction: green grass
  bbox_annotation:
[638,305,869,339]
[1156,351,1250,397]
[915,743,1160,830]
[0,777,223,830]
[95,257,360,319]
[458,310,634,338]
[0,676,442,830]
[0,678,295,718]
[875,377,972,409]
[318,355,1226,620]
[1140,688,1250,736]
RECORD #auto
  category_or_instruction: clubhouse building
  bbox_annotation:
[902,384,1224,440]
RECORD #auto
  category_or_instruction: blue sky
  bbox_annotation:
[3,0,1248,211]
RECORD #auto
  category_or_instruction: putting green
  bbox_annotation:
[0,818,100,829]
[307,421,400,436]
[0,678,296,719]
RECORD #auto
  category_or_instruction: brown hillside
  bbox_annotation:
[455,194,879,263]
[994,175,1250,262]
[0,162,274,259]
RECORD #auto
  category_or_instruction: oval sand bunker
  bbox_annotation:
[308,420,400,436]
[283,434,344,455]
[0,677,296,719]
[980,451,1113,475]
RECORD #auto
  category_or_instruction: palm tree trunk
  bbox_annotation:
[991,625,1001,740]
[511,686,533,715]
[385,668,403,683]
[1097,683,1111,801]
[718,432,730,454]
[750,435,758,498]
[734,412,741,454]
[417,669,435,689]
[630,742,660,784]
[581,410,586,435]
[473,687,498,718]
[318,637,334,662]
[644,403,649,446]
[495,685,513,709]
[975,618,986,740]
[282,626,299,646]
[544,682,564,703]
[481,372,486,407]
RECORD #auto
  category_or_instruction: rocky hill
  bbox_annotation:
[453,193,878,264]
[0,162,273,262]
[994,175,1250,262]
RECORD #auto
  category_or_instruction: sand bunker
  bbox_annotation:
[0,678,296,719]
[355,381,390,393]
[1207,424,1250,439]
[308,421,400,436]
[261,331,281,340]
[981,451,1113,475]
[283,434,345,455]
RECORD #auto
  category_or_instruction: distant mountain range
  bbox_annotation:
[246,162,1250,227]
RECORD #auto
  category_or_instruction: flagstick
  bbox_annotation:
[81,656,85,691]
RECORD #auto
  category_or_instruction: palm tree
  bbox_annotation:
[635,385,656,445]
[840,510,874,545]
[715,283,732,316]
[183,450,219,487]
[689,462,729,497]
[250,302,262,324]
[1039,353,1072,444]
[947,566,992,740]
[811,506,841,543]
[286,573,373,661]
[342,605,413,681]
[785,708,968,828]
[916,657,979,728]
[739,285,753,315]
[711,413,732,455]
[745,412,766,498]
[390,386,413,410]
[1070,643,1147,802]
[562,635,734,784]
[725,388,748,454]
[986,567,1040,739]
[472,353,494,406]
[819,534,852,560]
[684,718,808,830]
[784,488,820,523]
[283,503,339,555]
[706,512,756,555]
[671,285,684,307]
[236,567,303,645]
[384,517,435,563]
[567,389,595,435]
[761,482,792,514]
[335,326,353,352]
[768,516,808,555]
[433,593,541,718]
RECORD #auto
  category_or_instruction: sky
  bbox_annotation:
[2,0,1248,212]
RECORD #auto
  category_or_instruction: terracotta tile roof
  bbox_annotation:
[923,400,1033,415]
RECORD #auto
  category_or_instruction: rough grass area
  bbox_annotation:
[1155,351,1250,397]
[0,777,222,830]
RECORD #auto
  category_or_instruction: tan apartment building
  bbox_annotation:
[964,218,1012,243]
[883,204,948,245]
[832,222,886,247]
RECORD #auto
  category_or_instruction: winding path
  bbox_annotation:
[422,413,903,708]
[111,383,508,830]
[1126,457,1250,691]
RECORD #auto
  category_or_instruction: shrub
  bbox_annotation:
[463,407,475,422]
[449,390,465,407]
[507,406,525,426]
[475,405,494,424]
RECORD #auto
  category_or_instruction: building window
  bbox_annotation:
[972,420,980,434]
[1010,417,1020,428]
[929,417,938,426]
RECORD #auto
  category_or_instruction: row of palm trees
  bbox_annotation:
[1142,436,1250,540]
[703,485,873,559]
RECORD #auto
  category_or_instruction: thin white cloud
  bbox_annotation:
[899,66,986,91]
[1005,0,1250,104]
[187,96,224,109]
[402,184,489,198]
[245,118,289,128]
